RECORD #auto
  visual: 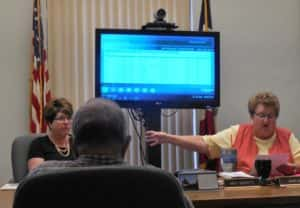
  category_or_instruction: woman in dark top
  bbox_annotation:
[27,98,77,171]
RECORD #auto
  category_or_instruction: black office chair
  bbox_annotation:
[13,166,193,208]
[11,134,44,182]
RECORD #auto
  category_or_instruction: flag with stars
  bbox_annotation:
[30,0,51,133]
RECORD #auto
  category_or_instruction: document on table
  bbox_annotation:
[255,153,289,176]
[0,183,18,190]
[219,171,254,179]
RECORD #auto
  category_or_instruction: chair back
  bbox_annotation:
[11,134,43,182]
[13,166,192,208]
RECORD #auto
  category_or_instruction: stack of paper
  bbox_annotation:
[0,183,18,190]
[219,171,254,179]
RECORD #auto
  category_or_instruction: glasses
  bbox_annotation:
[54,116,72,122]
[254,113,276,120]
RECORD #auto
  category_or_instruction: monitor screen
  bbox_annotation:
[95,29,220,109]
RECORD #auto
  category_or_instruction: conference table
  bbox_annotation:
[0,189,14,208]
[185,184,300,208]
[2,184,300,208]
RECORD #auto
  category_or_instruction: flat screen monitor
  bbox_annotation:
[95,29,220,109]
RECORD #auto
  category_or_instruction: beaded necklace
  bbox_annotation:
[54,143,70,157]
[49,135,71,157]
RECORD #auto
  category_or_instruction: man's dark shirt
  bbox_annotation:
[28,154,125,176]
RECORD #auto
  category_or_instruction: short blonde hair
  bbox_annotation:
[248,92,280,117]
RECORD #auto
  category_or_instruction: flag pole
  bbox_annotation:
[37,0,44,132]
[29,0,35,133]
[204,0,208,32]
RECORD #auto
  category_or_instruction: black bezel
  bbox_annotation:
[95,28,220,109]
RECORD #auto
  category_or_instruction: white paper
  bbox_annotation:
[255,153,289,176]
[219,171,254,179]
[0,183,18,190]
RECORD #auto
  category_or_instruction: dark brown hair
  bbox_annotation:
[44,98,73,123]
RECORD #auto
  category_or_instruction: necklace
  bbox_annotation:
[49,135,71,157]
[54,143,70,157]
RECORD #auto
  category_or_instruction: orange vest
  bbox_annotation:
[232,124,293,173]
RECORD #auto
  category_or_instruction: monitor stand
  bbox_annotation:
[141,107,161,168]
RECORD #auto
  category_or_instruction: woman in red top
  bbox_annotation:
[146,92,300,175]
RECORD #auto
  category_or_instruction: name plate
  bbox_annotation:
[274,176,300,184]
[224,178,260,187]
[176,169,218,190]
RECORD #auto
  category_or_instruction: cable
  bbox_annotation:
[127,109,146,165]
[161,110,177,118]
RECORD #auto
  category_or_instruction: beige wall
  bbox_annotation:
[0,0,299,184]
[191,0,300,136]
[0,0,32,184]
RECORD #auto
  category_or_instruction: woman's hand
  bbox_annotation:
[145,130,168,146]
[276,163,297,176]
[145,131,208,153]
[27,157,45,172]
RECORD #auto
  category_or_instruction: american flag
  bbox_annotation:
[30,0,51,133]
